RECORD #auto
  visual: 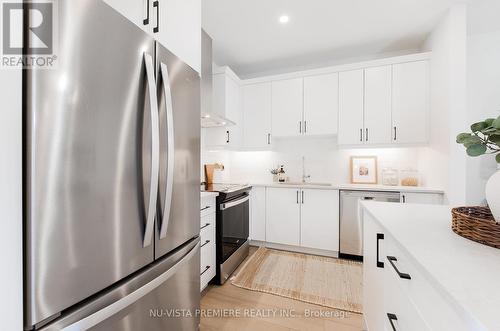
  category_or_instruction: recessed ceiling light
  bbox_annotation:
[279,15,289,24]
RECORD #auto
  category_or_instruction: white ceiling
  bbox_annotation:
[202,0,463,78]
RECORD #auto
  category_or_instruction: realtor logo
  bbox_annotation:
[1,0,57,68]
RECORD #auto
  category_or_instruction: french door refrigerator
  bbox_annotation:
[23,0,200,330]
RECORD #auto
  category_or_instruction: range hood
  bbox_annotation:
[201,112,235,128]
[201,30,235,128]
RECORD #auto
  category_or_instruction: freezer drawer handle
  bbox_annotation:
[220,195,249,210]
[201,240,211,248]
[60,244,199,331]
[387,313,398,331]
[143,52,160,248]
[159,62,175,240]
[153,1,159,33]
[200,265,211,276]
[387,256,411,279]
[376,233,384,268]
[200,223,211,230]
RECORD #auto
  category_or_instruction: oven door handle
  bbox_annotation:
[220,196,250,211]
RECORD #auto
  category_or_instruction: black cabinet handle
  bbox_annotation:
[360,128,363,142]
[143,0,150,25]
[299,121,302,134]
[200,206,210,211]
[387,313,398,331]
[200,223,210,230]
[201,240,210,248]
[301,190,304,204]
[394,126,397,141]
[304,121,307,133]
[226,130,230,143]
[153,1,159,33]
[296,191,299,204]
[366,128,369,141]
[200,265,210,276]
[376,233,384,268]
[387,256,411,279]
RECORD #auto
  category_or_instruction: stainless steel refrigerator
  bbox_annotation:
[23,1,200,330]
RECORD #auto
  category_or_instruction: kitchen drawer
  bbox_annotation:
[200,240,216,290]
[200,219,215,250]
[385,239,473,331]
[200,210,215,228]
[384,263,431,331]
[200,196,216,217]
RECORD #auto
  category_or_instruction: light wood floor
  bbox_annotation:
[200,247,365,331]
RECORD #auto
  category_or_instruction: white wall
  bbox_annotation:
[466,0,500,204]
[202,137,429,187]
[419,4,468,206]
[0,69,23,328]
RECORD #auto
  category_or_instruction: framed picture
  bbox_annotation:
[350,156,378,184]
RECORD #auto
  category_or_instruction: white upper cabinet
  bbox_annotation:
[364,66,392,144]
[242,83,272,149]
[266,187,301,246]
[271,78,304,137]
[300,189,339,251]
[303,73,339,136]
[103,0,201,73]
[338,70,364,145]
[157,0,201,73]
[392,61,429,144]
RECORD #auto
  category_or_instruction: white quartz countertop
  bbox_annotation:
[200,191,218,198]
[361,201,500,331]
[248,182,444,194]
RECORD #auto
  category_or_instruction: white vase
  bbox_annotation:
[486,168,500,222]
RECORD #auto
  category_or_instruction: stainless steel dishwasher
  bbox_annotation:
[339,190,401,260]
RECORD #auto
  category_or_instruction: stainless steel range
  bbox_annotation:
[203,184,252,284]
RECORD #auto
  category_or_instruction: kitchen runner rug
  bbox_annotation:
[231,247,363,313]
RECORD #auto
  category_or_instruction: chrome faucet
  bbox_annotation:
[302,156,311,183]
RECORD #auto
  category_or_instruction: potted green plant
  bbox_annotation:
[457,115,500,221]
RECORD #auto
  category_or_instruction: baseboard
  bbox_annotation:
[249,240,338,258]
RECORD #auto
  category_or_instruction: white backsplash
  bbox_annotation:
[202,137,436,187]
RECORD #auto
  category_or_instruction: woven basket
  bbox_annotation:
[451,206,500,249]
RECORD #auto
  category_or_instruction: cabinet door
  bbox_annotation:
[303,73,339,136]
[271,78,303,137]
[103,0,150,34]
[392,61,429,144]
[401,192,443,205]
[300,189,339,251]
[363,213,387,331]
[202,127,229,148]
[250,187,266,241]
[157,0,201,73]
[243,83,272,149]
[266,188,300,246]
[364,66,392,144]
[338,70,364,145]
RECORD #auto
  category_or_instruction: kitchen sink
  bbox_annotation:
[277,182,333,187]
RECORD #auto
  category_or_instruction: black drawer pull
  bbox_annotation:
[143,0,150,25]
[200,206,211,211]
[376,233,384,268]
[153,1,159,33]
[387,256,411,279]
[200,223,210,230]
[387,313,398,331]
[200,265,210,276]
[201,240,210,248]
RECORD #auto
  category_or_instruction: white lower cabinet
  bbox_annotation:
[364,213,470,331]
[266,188,301,246]
[200,196,216,291]
[250,187,266,241]
[300,189,339,251]
[265,187,339,252]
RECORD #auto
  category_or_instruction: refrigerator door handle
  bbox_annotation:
[159,62,175,239]
[143,52,160,248]
[60,244,199,331]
